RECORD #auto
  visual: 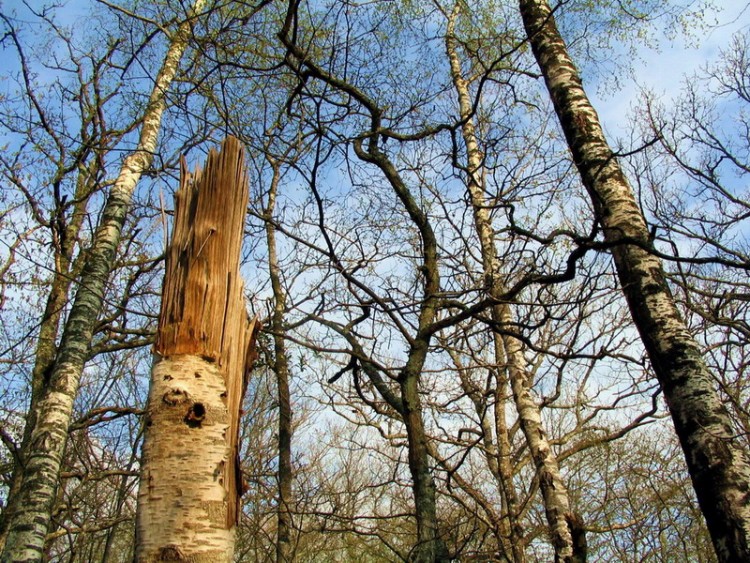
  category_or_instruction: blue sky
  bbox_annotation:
[3,0,747,136]
[592,0,750,138]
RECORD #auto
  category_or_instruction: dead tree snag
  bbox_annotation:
[135,137,259,562]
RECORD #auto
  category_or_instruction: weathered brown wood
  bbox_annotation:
[156,136,255,362]
[136,136,259,562]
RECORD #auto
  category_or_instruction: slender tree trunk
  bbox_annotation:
[0,4,207,560]
[489,359,524,560]
[519,1,750,560]
[452,348,518,558]
[445,10,527,559]
[501,308,582,563]
[445,6,582,560]
[264,161,295,563]
[352,141,449,563]
[278,12,449,556]
[135,137,259,562]
[0,159,97,551]
[100,443,140,563]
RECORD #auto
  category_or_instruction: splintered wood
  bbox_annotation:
[136,137,259,563]
[156,135,255,364]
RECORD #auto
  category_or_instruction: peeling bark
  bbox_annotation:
[136,357,238,562]
[0,3,208,560]
[502,308,578,563]
[0,157,99,552]
[135,137,259,562]
[519,1,750,560]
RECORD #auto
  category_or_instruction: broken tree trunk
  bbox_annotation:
[135,136,259,563]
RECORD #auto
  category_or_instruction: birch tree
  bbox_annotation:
[135,137,258,562]
[1,0,745,559]
[443,4,584,560]
[636,32,750,451]
[0,1,209,559]
[0,8,131,547]
[518,0,750,560]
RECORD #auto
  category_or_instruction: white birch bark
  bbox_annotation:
[135,136,257,561]
[136,356,236,562]
[445,5,581,561]
[0,2,208,560]
[519,0,750,560]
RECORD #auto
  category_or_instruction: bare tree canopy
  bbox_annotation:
[0,0,747,561]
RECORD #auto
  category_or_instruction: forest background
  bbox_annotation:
[0,0,749,561]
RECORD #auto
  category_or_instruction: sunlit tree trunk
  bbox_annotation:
[519,1,750,560]
[444,12,526,561]
[0,256,73,550]
[501,308,585,563]
[0,133,107,552]
[445,5,582,561]
[0,2,208,560]
[450,345,521,559]
[135,137,258,562]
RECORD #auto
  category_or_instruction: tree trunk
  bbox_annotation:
[135,136,259,562]
[451,345,521,559]
[489,357,524,561]
[352,142,450,563]
[0,268,70,550]
[519,1,750,560]
[400,373,449,563]
[501,307,580,563]
[278,15,450,558]
[0,4,207,560]
[0,157,98,551]
[445,6,581,560]
[264,160,295,563]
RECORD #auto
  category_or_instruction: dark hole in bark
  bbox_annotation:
[163,374,173,381]
[194,371,201,378]
[214,460,225,479]
[185,402,206,427]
